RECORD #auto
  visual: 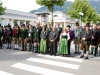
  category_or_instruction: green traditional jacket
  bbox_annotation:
[33,27,41,40]
[46,27,52,32]
[27,28,34,39]
[20,29,28,38]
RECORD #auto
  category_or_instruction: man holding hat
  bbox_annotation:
[5,24,13,49]
[80,23,92,59]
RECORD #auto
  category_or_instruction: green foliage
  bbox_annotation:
[30,1,100,14]
[67,0,99,23]
[0,0,6,15]
[36,0,66,26]
[36,0,66,11]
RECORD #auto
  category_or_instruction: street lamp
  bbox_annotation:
[79,12,84,28]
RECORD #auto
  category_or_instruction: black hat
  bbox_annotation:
[8,24,11,27]
[86,23,90,27]
[76,22,79,26]
[66,25,70,28]
[22,24,25,27]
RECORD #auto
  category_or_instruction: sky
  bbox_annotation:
[1,0,74,12]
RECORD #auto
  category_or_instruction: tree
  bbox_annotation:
[0,0,6,15]
[36,0,66,26]
[67,0,98,24]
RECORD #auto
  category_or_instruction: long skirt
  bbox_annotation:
[40,39,46,53]
[59,38,68,54]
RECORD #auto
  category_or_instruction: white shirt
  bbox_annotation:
[60,32,70,40]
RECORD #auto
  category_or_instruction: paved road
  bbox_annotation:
[0,43,100,75]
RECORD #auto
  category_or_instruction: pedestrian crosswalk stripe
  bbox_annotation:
[26,57,79,70]
[0,70,14,75]
[12,63,74,75]
[37,54,83,62]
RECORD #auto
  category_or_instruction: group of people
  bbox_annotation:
[0,22,100,59]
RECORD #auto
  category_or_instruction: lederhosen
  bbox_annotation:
[91,28,99,46]
[80,29,92,51]
[74,28,81,44]
[73,28,81,54]
[20,29,27,51]
[6,28,13,48]
[28,28,34,51]
[13,28,20,49]
[33,27,41,53]
[90,28,99,55]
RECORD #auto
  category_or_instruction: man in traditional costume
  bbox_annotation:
[33,23,41,53]
[5,24,13,49]
[97,23,100,54]
[19,24,28,51]
[80,23,92,59]
[13,24,20,50]
[73,22,81,54]
[0,25,4,49]
[56,23,62,38]
[90,24,99,56]
[46,23,52,53]
[27,25,34,52]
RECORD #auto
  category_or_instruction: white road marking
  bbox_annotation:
[12,63,74,75]
[0,70,14,75]
[26,57,80,69]
[37,54,83,62]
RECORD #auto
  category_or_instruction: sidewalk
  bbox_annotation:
[70,42,100,61]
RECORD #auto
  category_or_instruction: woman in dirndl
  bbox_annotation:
[59,28,70,57]
[40,26,47,54]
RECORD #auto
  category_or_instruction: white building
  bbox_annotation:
[0,9,76,29]
[0,9,37,27]
[48,11,76,29]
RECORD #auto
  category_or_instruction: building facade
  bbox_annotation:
[0,9,76,29]
[0,9,37,27]
[48,11,76,29]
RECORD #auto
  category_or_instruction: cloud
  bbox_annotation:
[1,0,74,12]
[1,0,41,12]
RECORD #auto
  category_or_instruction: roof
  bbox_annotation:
[35,12,50,15]
[5,9,36,18]
[53,11,63,14]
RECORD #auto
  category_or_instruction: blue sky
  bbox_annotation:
[1,0,74,12]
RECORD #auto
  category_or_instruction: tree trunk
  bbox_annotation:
[51,6,54,27]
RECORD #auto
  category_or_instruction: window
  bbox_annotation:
[54,15,58,17]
